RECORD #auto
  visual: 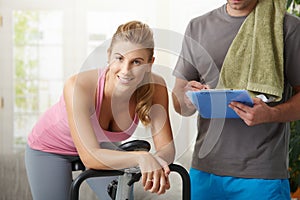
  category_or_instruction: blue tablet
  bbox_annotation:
[186,89,254,118]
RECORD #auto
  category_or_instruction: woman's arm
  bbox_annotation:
[64,70,151,170]
[151,74,175,164]
[139,73,175,194]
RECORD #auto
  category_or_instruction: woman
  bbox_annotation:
[25,20,175,200]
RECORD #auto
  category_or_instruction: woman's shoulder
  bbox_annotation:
[66,69,98,85]
[64,69,99,94]
[151,72,167,86]
[151,72,169,102]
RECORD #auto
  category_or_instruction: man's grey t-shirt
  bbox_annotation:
[173,4,300,179]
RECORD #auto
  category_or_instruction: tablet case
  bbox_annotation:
[186,89,254,118]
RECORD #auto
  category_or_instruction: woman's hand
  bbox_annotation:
[138,152,171,194]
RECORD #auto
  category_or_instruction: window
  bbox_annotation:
[87,12,139,53]
[13,10,64,149]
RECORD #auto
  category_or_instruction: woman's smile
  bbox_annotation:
[117,75,134,84]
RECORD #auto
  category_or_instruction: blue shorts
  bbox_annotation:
[190,168,290,200]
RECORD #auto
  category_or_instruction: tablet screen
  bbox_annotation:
[186,89,254,118]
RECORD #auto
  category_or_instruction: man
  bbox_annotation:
[172,0,300,199]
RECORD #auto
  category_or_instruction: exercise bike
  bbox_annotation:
[69,140,191,200]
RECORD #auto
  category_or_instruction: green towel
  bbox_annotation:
[217,0,286,101]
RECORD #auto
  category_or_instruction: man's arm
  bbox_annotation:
[172,78,209,116]
[272,86,300,122]
[172,78,195,116]
[229,86,300,126]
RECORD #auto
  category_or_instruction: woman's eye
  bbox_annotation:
[115,56,123,61]
[133,60,141,65]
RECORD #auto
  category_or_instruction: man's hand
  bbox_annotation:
[184,80,210,91]
[184,81,210,109]
[172,78,210,116]
[229,98,278,126]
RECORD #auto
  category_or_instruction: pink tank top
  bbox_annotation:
[28,68,139,155]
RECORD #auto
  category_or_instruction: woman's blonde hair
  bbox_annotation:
[109,21,155,126]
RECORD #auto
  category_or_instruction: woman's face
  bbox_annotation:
[107,41,154,92]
